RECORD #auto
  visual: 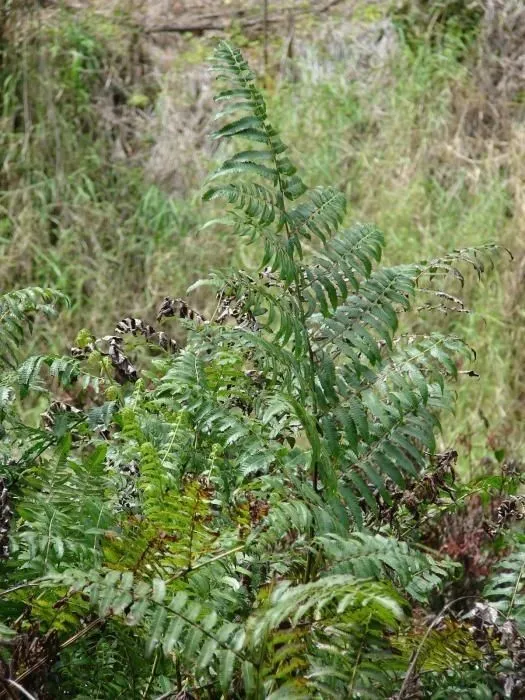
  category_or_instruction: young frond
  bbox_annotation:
[209,41,306,202]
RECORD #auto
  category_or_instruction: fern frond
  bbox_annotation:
[203,181,284,228]
[250,574,404,643]
[40,567,246,690]
[287,187,346,244]
[393,619,482,672]
[209,41,306,202]
[318,532,456,602]
[245,574,405,696]
[0,287,67,370]
[484,539,525,633]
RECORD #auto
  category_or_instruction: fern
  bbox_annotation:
[317,532,457,602]
[0,288,68,414]
[0,43,512,699]
[484,538,525,633]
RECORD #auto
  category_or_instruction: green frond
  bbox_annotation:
[203,182,284,227]
[393,619,482,673]
[245,574,405,695]
[17,354,86,399]
[0,287,68,370]
[318,532,457,602]
[41,567,246,690]
[251,574,405,641]
[416,243,504,286]
[287,186,346,244]
[484,539,525,633]
[210,41,306,202]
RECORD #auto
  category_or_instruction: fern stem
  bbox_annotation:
[507,561,524,619]
[0,579,45,598]
[348,612,371,696]
[141,651,160,699]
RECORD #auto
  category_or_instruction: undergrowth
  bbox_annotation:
[0,42,524,700]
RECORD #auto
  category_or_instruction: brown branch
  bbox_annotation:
[319,0,348,10]
[145,16,281,35]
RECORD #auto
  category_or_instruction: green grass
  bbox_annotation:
[1,5,523,463]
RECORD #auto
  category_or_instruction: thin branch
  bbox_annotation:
[146,0,349,35]
[141,651,159,700]
[0,579,45,599]
[397,596,477,699]
[6,680,37,700]
[0,680,17,700]
[145,17,281,34]
[263,0,269,79]
[167,544,245,584]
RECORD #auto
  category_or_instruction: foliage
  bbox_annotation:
[0,42,523,700]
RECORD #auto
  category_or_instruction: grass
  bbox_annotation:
[1,3,523,465]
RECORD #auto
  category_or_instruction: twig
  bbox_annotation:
[146,0,349,36]
[319,0,347,10]
[166,544,244,584]
[154,681,216,700]
[145,16,281,34]
[0,580,45,599]
[0,680,17,700]
[6,680,37,700]
[141,651,159,699]
[397,596,477,699]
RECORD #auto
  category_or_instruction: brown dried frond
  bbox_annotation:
[106,336,138,384]
[115,317,179,353]
[379,450,458,523]
[216,292,260,332]
[157,297,206,324]
[466,602,525,697]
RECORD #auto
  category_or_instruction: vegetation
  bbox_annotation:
[0,38,524,699]
[1,1,524,464]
